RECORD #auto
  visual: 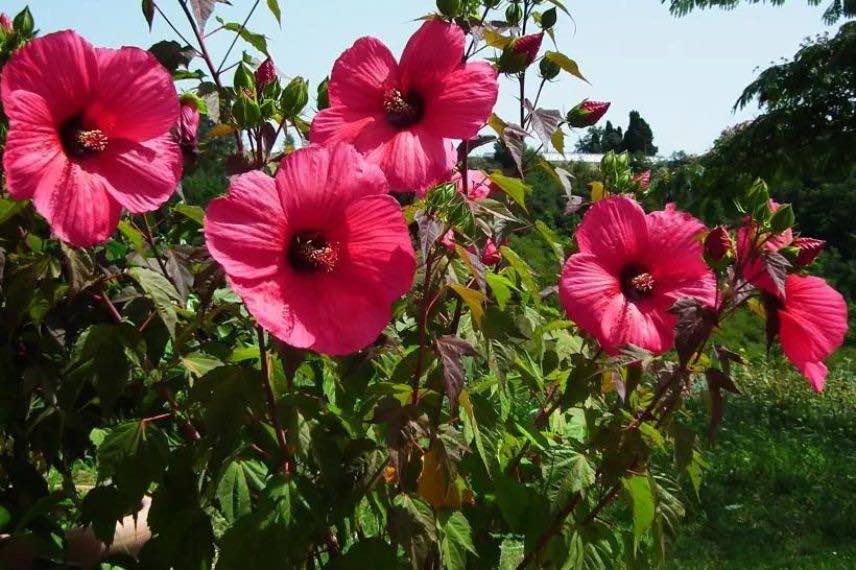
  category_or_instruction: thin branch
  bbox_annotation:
[216,0,261,74]
[257,326,293,476]
[152,1,197,50]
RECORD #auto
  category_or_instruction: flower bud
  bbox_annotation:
[514,32,543,66]
[566,100,610,128]
[539,57,560,80]
[13,7,32,36]
[704,226,733,262]
[177,96,201,155]
[480,238,502,266]
[233,63,255,91]
[791,236,825,266]
[436,0,462,17]
[0,13,13,34]
[232,93,261,127]
[769,203,795,234]
[281,76,309,118]
[317,77,330,111]
[540,7,557,29]
[440,229,456,253]
[505,3,523,25]
[254,58,276,90]
[632,170,651,190]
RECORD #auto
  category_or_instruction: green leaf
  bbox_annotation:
[219,20,269,55]
[623,475,656,547]
[439,511,476,570]
[141,0,155,30]
[488,171,529,210]
[60,243,97,293]
[173,203,205,225]
[266,0,282,24]
[388,494,437,568]
[128,267,182,338]
[70,323,146,410]
[545,0,572,17]
[117,220,147,255]
[499,246,541,308]
[449,283,485,328]
[217,460,252,523]
[545,51,589,83]
[485,271,514,310]
[180,352,224,378]
[97,421,170,502]
[567,453,596,493]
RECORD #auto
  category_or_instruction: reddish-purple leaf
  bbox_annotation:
[669,297,718,367]
[436,336,477,410]
[762,250,790,297]
[525,99,562,148]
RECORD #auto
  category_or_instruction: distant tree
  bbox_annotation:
[664,0,855,23]
[622,111,659,156]
[575,126,604,153]
[601,120,624,152]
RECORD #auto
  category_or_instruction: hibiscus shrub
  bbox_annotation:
[0,2,848,569]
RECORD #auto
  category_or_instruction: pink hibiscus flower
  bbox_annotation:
[773,275,848,392]
[309,20,498,193]
[452,169,494,201]
[204,143,416,355]
[1,31,182,247]
[480,238,502,266]
[560,196,716,355]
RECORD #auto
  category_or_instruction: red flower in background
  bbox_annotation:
[480,238,502,266]
[310,20,498,193]
[791,236,825,266]
[1,31,181,246]
[452,169,494,201]
[0,13,12,33]
[560,197,716,355]
[204,144,416,355]
[774,275,848,392]
[633,170,651,190]
[704,226,733,262]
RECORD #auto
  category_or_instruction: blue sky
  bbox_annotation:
[11,0,839,155]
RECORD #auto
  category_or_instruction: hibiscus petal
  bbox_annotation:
[601,297,675,356]
[644,207,708,281]
[86,46,179,141]
[276,144,389,228]
[0,30,98,124]
[309,107,388,147]
[559,253,622,351]
[31,158,122,247]
[363,128,455,193]
[2,92,63,200]
[328,37,398,112]
[228,274,316,349]
[204,170,287,280]
[331,195,416,304]
[575,196,648,270]
[399,20,465,86]
[419,61,498,140]
[778,275,848,391]
[89,134,182,213]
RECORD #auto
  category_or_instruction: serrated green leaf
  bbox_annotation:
[117,220,147,255]
[499,246,541,308]
[439,511,476,570]
[488,171,529,210]
[174,203,205,225]
[128,267,181,338]
[181,352,223,378]
[623,475,656,548]
[449,283,485,328]
[485,271,514,310]
[545,51,589,83]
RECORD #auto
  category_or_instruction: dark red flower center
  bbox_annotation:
[383,88,423,129]
[621,265,656,301]
[288,231,339,273]
[61,117,109,158]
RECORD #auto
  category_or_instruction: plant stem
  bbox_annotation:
[176,0,244,153]
[257,325,293,476]
[217,0,261,73]
[152,1,196,49]
[140,214,178,289]
[412,250,436,405]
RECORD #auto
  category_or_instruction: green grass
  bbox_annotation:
[671,356,856,569]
